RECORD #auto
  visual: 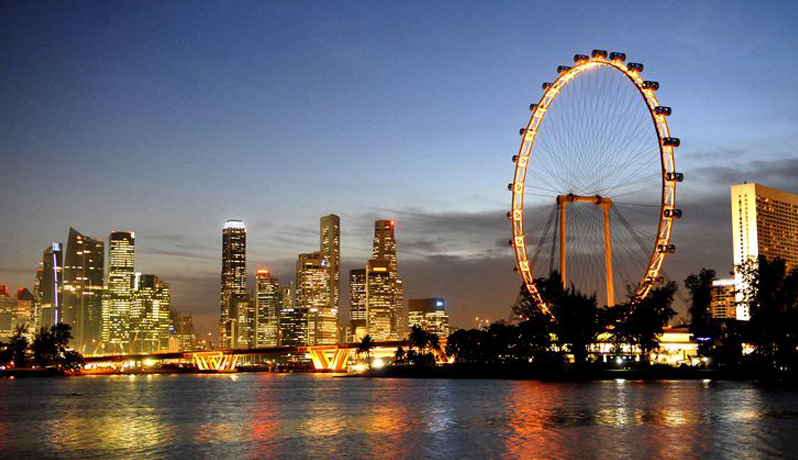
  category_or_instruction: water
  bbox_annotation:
[1,375,797,459]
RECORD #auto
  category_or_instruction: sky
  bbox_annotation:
[1,1,798,337]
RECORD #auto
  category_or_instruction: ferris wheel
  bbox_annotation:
[509,50,683,313]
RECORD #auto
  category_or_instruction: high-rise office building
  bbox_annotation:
[279,283,307,346]
[103,232,135,352]
[32,263,43,330]
[0,285,14,340]
[369,220,404,338]
[731,183,798,320]
[220,220,247,348]
[15,288,34,328]
[255,268,280,347]
[365,259,394,340]
[709,279,736,320]
[408,298,450,337]
[40,242,64,330]
[349,268,367,341]
[320,215,341,311]
[296,252,336,345]
[63,228,105,353]
[170,311,196,352]
[130,273,171,353]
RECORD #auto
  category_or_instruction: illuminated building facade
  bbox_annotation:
[170,312,196,352]
[366,259,394,340]
[33,263,43,330]
[369,220,403,338]
[40,242,64,330]
[710,278,736,320]
[103,232,135,351]
[15,288,34,328]
[63,228,105,352]
[320,214,340,312]
[255,268,280,347]
[731,183,798,320]
[408,298,450,338]
[280,283,307,346]
[297,252,336,345]
[130,273,171,353]
[349,268,367,341]
[220,220,248,348]
[0,285,14,340]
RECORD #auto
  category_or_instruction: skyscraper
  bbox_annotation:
[220,220,247,348]
[15,288,34,329]
[63,228,105,353]
[296,252,336,345]
[40,242,64,330]
[709,279,736,320]
[130,273,171,353]
[349,268,367,341]
[320,214,340,311]
[369,220,403,338]
[103,231,134,352]
[279,283,306,346]
[32,262,43,330]
[365,259,393,340]
[731,183,798,320]
[255,268,280,347]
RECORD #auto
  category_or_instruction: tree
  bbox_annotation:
[685,268,718,356]
[8,325,29,368]
[737,256,798,370]
[409,326,429,355]
[394,346,406,364]
[615,282,678,364]
[357,335,374,369]
[31,323,82,372]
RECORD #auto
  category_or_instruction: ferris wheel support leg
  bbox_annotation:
[558,199,567,289]
[602,201,615,306]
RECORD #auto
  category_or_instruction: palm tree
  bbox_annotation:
[357,335,374,369]
[8,325,29,368]
[409,326,429,354]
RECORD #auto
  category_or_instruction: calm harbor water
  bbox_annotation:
[1,375,797,459]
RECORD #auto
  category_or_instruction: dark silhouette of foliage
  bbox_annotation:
[357,335,374,369]
[685,268,718,356]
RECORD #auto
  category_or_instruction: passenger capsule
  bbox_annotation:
[654,106,672,116]
[573,54,590,64]
[591,49,608,59]
[645,276,664,285]
[520,128,528,136]
[507,183,514,191]
[542,82,552,90]
[557,65,572,74]
[662,137,681,147]
[642,81,659,91]
[609,52,626,62]
[512,155,518,163]
[666,172,685,182]
[508,239,515,247]
[627,62,644,73]
[657,244,676,254]
[529,103,538,112]
[513,267,519,274]
[664,208,682,218]
[506,211,513,220]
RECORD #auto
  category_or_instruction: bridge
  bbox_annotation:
[82,340,410,373]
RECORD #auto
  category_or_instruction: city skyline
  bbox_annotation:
[2,2,798,337]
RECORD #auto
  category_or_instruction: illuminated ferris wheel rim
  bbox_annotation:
[509,50,683,314]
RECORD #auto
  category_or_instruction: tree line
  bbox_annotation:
[0,324,84,373]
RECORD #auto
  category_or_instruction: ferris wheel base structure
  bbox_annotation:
[509,49,684,314]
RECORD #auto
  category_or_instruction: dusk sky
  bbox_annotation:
[2,1,798,337]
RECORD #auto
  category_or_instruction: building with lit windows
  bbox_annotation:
[731,183,798,320]
[15,288,34,329]
[170,312,196,352]
[280,283,307,346]
[63,228,105,353]
[366,259,394,340]
[40,242,64,330]
[32,263,43,330]
[348,268,367,341]
[370,220,404,338]
[130,273,171,353]
[297,252,336,345]
[408,298,450,338]
[220,220,248,348]
[255,268,280,347]
[710,278,736,320]
[0,285,14,340]
[103,232,135,352]
[320,215,340,312]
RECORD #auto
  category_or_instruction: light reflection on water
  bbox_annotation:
[1,375,798,459]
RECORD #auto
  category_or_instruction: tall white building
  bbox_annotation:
[731,183,798,320]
